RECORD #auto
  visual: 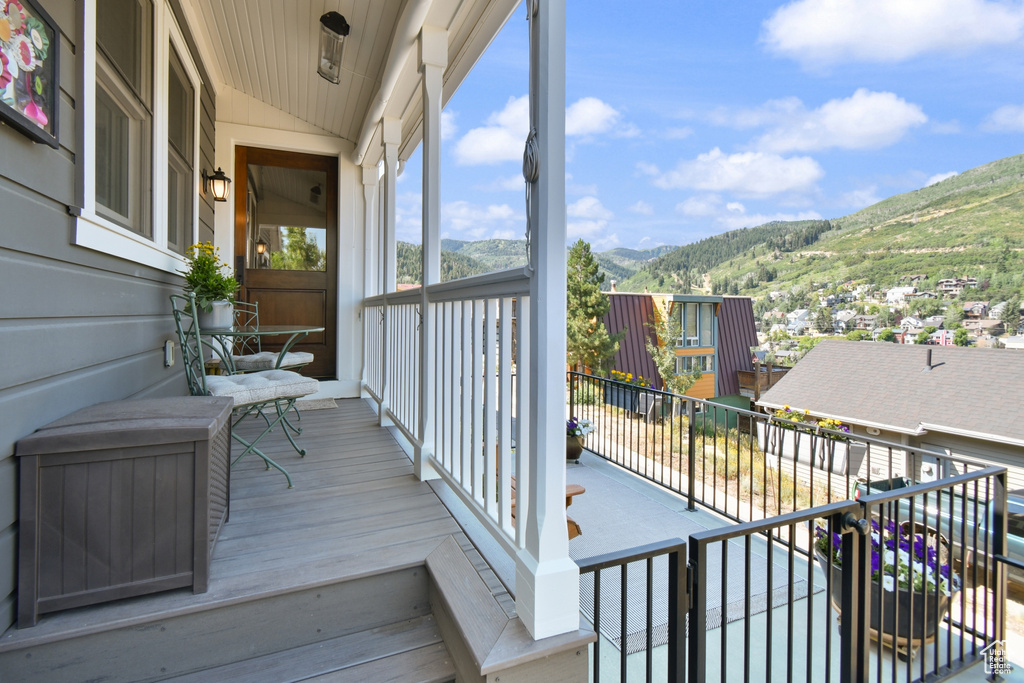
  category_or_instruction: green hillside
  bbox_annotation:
[622,153,1024,302]
[397,242,490,284]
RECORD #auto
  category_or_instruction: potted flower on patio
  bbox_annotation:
[180,242,239,329]
[566,416,594,462]
[814,519,961,644]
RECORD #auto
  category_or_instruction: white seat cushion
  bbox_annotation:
[205,370,318,407]
[231,351,315,371]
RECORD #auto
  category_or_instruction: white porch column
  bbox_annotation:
[416,26,446,480]
[362,167,380,298]
[379,118,401,427]
[361,167,379,400]
[515,0,578,639]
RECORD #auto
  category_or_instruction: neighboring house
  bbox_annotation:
[852,314,878,330]
[925,315,946,329]
[900,316,925,331]
[602,293,758,400]
[965,319,1005,336]
[886,286,917,305]
[0,0,591,673]
[964,301,990,320]
[938,278,978,297]
[1004,336,1024,350]
[834,309,857,333]
[927,329,956,346]
[758,341,1024,489]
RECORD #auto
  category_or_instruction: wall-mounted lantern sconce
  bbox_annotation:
[256,237,269,255]
[317,12,350,84]
[203,167,232,202]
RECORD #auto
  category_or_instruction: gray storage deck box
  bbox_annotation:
[15,397,233,627]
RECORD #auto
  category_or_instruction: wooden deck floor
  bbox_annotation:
[0,398,471,648]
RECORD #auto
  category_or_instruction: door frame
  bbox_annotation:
[233,145,339,379]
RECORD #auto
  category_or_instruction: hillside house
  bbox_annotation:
[886,286,917,305]
[965,319,1006,337]
[602,293,759,400]
[852,313,878,331]
[0,0,597,678]
[833,308,857,333]
[938,277,978,297]
[758,340,1024,489]
[964,301,990,320]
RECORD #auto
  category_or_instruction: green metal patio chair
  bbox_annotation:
[229,300,315,372]
[170,294,318,487]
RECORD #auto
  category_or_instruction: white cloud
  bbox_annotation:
[981,104,1024,131]
[676,195,722,217]
[637,161,661,177]
[926,171,959,186]
[653,148,824,197]
[455,95,629,165]
[592,233,621,250]
[841,186,883,208]
[453,96,529,165]
[441,111,458,141]
[441,201,521,239]
[566,97,620,136]
[726,202,746,213]
[629,200,654,215]
[755,89,927,152]
[480,174,525,192]
[762,0,1024,66]
[567,196,613,240]
[567,196,614,220]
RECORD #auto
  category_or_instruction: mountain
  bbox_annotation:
[621,153,1024,302]
[397,242,490,284]
[441,239,528,271]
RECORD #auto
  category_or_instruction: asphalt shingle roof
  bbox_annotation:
[758,340,1024,446]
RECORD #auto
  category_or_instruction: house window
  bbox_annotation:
[166,44,194,255]
[675,354,714,374]
[74,0,202,272]
[95,0,152,236]
[676,302,715,348]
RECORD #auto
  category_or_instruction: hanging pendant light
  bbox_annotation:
[317,12,350,84]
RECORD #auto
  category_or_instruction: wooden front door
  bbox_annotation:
[234,147,337,379]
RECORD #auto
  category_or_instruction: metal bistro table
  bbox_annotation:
[206,324,325,375]
[205,323,325,471]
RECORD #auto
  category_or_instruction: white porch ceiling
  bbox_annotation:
[188,0,521,165]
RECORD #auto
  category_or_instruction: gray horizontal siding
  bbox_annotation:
[0,1,217,634]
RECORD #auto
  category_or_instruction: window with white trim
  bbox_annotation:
[675,354,714,374]
[675,302,715,348]
[75,0,202,272]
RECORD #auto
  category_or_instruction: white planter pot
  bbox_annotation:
[196,300,234,330]
[758,421,866,476]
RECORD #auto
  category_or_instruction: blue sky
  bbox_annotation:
[396,0,1024,251]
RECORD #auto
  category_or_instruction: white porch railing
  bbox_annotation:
[364,269,531,556]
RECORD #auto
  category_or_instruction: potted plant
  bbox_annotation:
[180,242,239,329]
[759,407,865,475]
[814,519,960,642]
[566,416,594,462]
[604,370,654,413]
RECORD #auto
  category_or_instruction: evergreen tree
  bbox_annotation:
[954,328,971,346]
[567,239,621,373]
[1001,296,1021,334]
[814,306,834,334]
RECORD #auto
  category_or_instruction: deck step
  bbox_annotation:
[0,567,434,683]
[166,615,453,683]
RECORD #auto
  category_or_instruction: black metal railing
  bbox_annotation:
[568,371,991,532]
[577,539,687,683]
[686,466,1007,682]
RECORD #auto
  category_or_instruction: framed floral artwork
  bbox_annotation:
[0,0,58,149]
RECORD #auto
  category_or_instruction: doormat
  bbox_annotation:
[294,398,338,411]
